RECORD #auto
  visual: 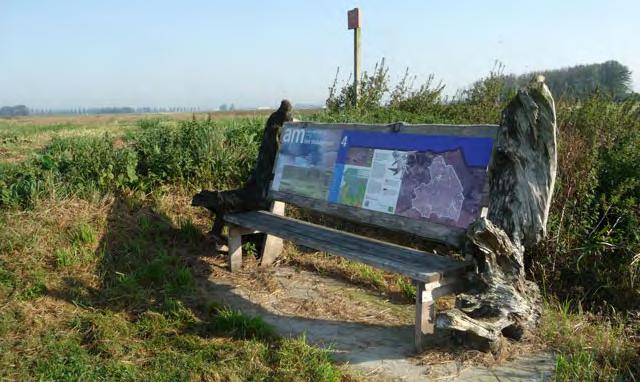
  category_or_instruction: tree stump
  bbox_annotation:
[436,76,557,352]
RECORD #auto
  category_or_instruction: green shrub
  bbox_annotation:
[531,96,640,312]
[132,118,261,188]
[0,163,51,208]
[40,135,139,194]
[136,118,162,130]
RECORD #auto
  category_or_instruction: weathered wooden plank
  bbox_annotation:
[226,210,462,271]
[269,190,466,247]
[224,211,472,282]
[228,211,470,277]
[260,201,285,267]
[284,122,499,139]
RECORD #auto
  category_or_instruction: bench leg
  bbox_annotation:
[260,201,285,267]
[415,281,436,353]
[228,225,243,272]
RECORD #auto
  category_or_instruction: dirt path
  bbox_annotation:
[198,256,555,381]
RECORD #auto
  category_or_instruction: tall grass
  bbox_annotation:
[0,117,264,208]
[532,96,640,312]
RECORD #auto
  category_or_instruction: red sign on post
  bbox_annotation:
[347,8,360,30]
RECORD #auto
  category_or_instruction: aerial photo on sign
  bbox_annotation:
[271,125,495,229]
[270,127,343,200]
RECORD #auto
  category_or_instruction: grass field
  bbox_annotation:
[0,112,363,381]
[1,98,638,381]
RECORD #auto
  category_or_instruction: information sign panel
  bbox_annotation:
[271,123,495,230]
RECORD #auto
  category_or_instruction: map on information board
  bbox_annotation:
[271,125,495,229]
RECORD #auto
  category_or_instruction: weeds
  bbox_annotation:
[209,308,275,340]
[273,335,342,382]
[69,223,96,245]
[54,248,78,268]
[394,276,417,301]
[540,299,639,381]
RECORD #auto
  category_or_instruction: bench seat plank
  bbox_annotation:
[224,210,472,283]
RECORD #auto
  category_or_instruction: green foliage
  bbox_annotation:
[541,300,639,381]
[116,252,195,297]
[394,276,417,301]
[388,70,445,114]
[0,117,265,209]
[0,163,51,208]
[327,59,393,111]
[502,60,634,101]
[132,118,262,189]
[209,308,275,340]
[273,335,341,382]
[73,312,135,358]
[177,218,200,244]
[40,135,140,194]
[324,61,504,125]
[531,95,640,312]
[32,334,140,381]
[242,241,257,257]
[55,248,79,268]
[459,62,513,106]
[136,118,162,130]
[19,281,46,300]
[69,223,96,245]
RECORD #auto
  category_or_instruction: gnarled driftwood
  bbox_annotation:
[436,76,557,352]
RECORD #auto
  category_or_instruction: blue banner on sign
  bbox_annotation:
[335,130,494,168]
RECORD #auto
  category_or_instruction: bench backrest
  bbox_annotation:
[269,122,498,247]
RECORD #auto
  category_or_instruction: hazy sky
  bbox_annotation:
[1,0,639,109]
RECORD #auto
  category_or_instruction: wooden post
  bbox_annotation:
[353,26,361,105]
[228,225,243,272]
[415,281,435,353]
[348,8,361,106]
[260,201,286,267]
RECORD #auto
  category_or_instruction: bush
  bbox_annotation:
[0,117,266,209]
[40,135,139,194]
[133,118,262,189]
[0,163,51,208]
[531,95,640,312]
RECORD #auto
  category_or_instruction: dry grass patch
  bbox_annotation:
[0,194,360,381]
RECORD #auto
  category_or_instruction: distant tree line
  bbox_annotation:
[21,106,203,116]
[502,60,635,100]
[218,104,235,111]
[0,105,29,117]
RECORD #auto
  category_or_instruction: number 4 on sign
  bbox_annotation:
[341,136,348,147]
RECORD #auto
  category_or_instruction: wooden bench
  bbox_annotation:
[224,122,498,352]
